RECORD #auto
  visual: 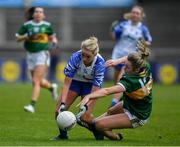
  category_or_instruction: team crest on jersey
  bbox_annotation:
[33,27,39,33]
[41,27,46,33]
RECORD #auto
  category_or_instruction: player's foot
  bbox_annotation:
[50,134,68,141]
[76,118,92,131]
[51,83,58,100]
[77,119,104,140]
[24,104,35,113]
[92,130,104,140]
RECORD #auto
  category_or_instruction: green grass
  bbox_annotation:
[0,82,180,146]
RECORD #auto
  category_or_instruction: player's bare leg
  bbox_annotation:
[96,102,124,119]
[40,78,58,100]
[52,90,78,141]
[95,113,132,140]
[31,65,46,101]
[24,65,46,113]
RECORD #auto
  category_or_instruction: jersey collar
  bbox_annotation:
[128,20,142,28]
[31,20,44,26]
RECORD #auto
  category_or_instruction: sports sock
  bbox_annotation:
[30,100,36,107]
[59,128,67,137]
[92,120,96,130]
[111,98,119,106]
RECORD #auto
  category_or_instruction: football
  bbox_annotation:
[56,111,77,131]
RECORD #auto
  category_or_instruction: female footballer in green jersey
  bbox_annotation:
[78,40,153,140]
[15,7,58,113]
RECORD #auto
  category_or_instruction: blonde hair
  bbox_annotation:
[127,39,150,71]
[81,36,99,54]
[123,5,146,20]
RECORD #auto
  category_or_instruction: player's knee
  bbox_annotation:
[32,78,41,85]
[81,113,93,123]
[95,120,105,130]
[107,108,113,115]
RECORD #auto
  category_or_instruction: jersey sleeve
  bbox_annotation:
[46,24,54,36]
[64,52,80,78]
[142,25,152,42]
[16,24,27,36]
[93,60,105,87]
[119,75,134,93]
[112,21,126,40]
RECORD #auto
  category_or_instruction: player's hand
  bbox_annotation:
[105,59,116,67]
[59,102,65,112]
[78,96,90,107]
[76,105,88,120]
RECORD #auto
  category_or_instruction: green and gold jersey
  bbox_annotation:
[119,62,153,120]
[16,20,54,53]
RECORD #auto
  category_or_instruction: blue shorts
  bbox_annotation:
[114,63,124,71]
[69,80,93,97]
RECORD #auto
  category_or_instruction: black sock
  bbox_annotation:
[59,128,67,137]
[92,120,96,130]
[30,100,36,107]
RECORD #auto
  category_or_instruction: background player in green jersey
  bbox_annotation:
[78,39,153,140]
[15,7,58,113]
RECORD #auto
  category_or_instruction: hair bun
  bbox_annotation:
[136,38,150,59]
[81,36,99,53]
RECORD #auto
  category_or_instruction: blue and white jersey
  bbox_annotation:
[112,20,152,59]
[64,50,105,87]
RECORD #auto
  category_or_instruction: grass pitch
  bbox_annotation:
[0,82,180,146]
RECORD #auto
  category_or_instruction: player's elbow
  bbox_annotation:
[110,32,116,40]
[145,41,151,46]
[16,38,21,42]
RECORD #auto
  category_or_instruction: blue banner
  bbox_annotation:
[0,0,23,7]
[0,0,134,8]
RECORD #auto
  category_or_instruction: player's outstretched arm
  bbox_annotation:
[105,56,127,67]
[79,85,125,106]
[55,76,72,113]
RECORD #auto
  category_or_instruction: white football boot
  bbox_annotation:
[24,104,35,113]
[51,83,58,101]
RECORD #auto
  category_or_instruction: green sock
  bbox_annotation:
[30,100,36,107]
[48,86,53,92]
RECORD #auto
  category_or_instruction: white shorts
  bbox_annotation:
[27,50,50,70]
[124,109,148,128]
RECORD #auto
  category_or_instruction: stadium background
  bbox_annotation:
[0,0,179,85]
[0,0,180,146]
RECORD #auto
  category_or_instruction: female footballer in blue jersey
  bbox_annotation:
[51,36,105,140]
[110,5,152,106]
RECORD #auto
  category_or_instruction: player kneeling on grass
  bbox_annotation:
[78,40,153,140]
[51,36,105,140]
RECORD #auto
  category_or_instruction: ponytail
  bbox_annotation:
[127,39,150,71]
